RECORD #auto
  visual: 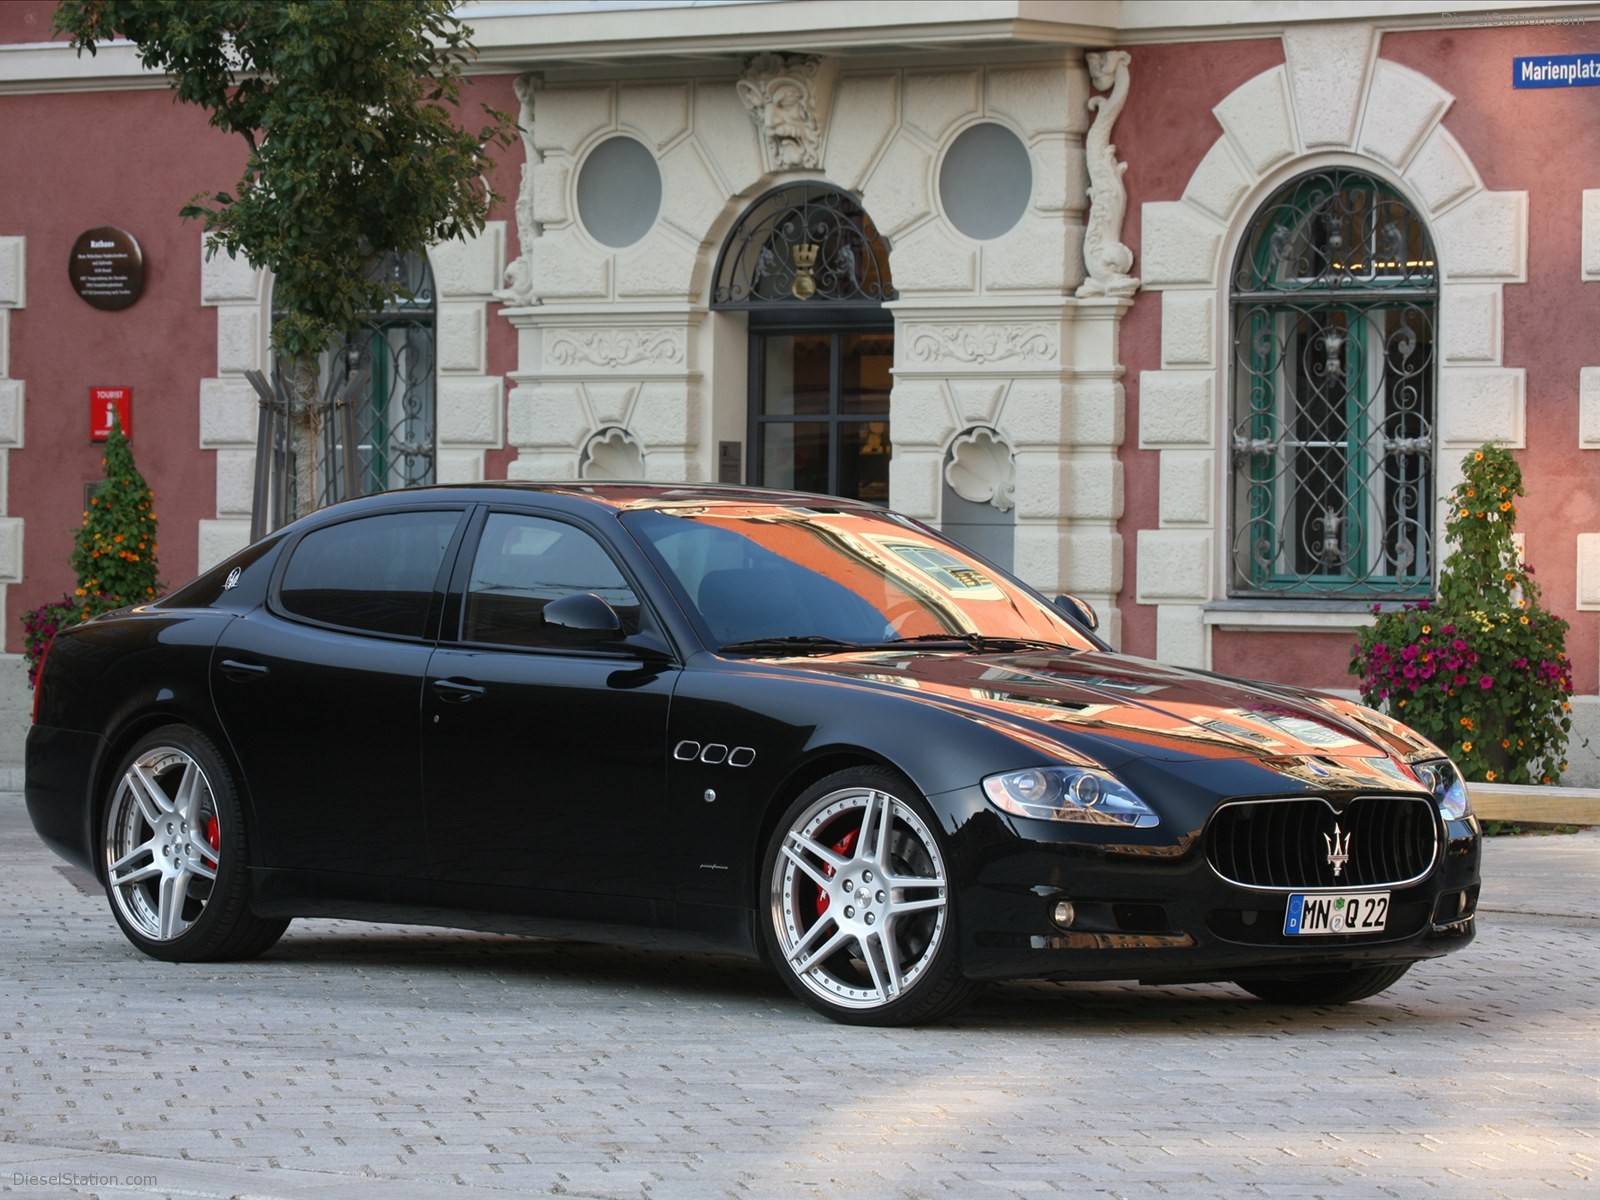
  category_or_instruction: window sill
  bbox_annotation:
[1201,599,1400,634]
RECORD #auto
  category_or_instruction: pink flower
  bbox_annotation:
[1479,675,1494,690]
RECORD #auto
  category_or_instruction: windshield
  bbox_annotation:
[619,502,1096,653]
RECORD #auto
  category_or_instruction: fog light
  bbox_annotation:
[1051,900,1077,929]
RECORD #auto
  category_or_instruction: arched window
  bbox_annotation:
[1229,169,1437,598]
[264,249,437,525]
[714,185,895,502]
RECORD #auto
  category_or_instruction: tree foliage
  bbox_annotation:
[54,0,513,360]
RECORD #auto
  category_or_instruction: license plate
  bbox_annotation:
[1284,891,1390,936]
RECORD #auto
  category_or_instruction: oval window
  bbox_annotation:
[938,122,1032,241]
[576,136,662,248]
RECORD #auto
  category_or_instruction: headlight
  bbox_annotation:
[982,766,1159,828]
[1416,758,1472,821]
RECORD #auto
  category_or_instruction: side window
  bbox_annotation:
[278,510,461,637]
[462,513,641,647]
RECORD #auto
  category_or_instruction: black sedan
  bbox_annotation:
[26,483,1480,1024]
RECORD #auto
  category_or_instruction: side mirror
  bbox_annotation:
[541,592,623,644]
[1053,593,1099,632]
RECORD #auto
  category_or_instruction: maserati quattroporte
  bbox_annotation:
[26,483,1480,1024]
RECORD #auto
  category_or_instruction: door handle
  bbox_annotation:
[432,678,486,703]
[220,659,270,683]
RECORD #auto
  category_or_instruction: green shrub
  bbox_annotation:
[21,416,162,688]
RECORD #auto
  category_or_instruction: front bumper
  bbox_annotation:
[948,799,1482,985]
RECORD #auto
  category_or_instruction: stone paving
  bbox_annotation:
[1,798,1595,1200]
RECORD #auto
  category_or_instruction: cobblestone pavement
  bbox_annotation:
[2,799,1595,1200]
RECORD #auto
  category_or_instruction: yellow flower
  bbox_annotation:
[1462,741,1473,752]
[1520,616,1530,625]
[1501,739,1510,749]
[1486,770,1496,782]
[1460,717,1474,729]
[1475,451,1484,461]
[1458,507,1469,518]
[1500,502,1512,512]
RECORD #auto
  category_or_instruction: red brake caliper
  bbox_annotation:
[815,827,858,916]
[203,815,220,864]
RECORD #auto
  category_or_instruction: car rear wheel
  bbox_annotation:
[761,767,978,1025]
[1236,963,1412,1005]
[102,726,288,962]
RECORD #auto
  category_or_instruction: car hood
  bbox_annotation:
[767,648,1440,774]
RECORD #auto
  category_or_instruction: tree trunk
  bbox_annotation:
[290,353,322,521]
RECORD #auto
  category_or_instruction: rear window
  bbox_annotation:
[278,511,462,638]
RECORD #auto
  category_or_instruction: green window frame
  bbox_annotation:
[1229,169,1438,598]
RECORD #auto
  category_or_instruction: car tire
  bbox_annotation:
[102,725,289,963]
[760,766,979,1026]
[1236,963,1413,1005]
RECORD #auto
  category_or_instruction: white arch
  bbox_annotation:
[1134,24,1526,669]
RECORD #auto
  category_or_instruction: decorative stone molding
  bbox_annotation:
[736,53,837,172]
[581,426,646,480]
[1077,51,1139,299]
[905,323,1057,367]
[546,327,685,370]
[945,427,1015,511]
[1134,26,1524,668]
[499,74,542,306]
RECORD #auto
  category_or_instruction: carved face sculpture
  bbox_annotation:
[764,81,810,168]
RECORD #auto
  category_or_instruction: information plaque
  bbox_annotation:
[68,226,145,310]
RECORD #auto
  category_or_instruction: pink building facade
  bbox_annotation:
[2,1,1598,778]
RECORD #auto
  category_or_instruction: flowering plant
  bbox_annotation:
[1350,444,1573,784]
[20,416,162,688]
[21,596,76,689]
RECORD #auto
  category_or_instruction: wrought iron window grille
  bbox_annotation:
[1229,169,1438,599]
[713,184,895,310]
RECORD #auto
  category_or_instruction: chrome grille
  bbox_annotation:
[1207,795,1437,891]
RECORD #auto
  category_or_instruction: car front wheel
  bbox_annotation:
[761,767,978,1025]
[102,726,288,962]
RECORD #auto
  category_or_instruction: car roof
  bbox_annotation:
[326,481,883,516]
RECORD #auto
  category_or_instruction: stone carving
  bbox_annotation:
[1077,51,1140,299]
[945,428,1016,512]
[546,327,685,368]
[736,53,836,172]
[906,324,1057,366]
[581,426,646,480]
[497,73,541,306]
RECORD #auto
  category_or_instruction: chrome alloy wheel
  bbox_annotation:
[770,784,950,1012]
[104,744,221,943]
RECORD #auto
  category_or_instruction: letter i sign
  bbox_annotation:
[90,387,133,441]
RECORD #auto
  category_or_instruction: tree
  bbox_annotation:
[22,415,161,687]
[55,0,513,518]
[71,414,162,618]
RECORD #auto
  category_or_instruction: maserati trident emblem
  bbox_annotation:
[1324,823,1352,877]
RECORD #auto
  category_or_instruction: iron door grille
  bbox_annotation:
[1206,795,1438,891]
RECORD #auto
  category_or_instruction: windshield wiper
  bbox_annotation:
[875,633,1077,653]
[717,635,865,655]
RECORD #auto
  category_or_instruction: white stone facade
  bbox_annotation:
[500,54,1133,630]
[198,226,508,570]
[0,236,24,638]
[1138,24,1527,668]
